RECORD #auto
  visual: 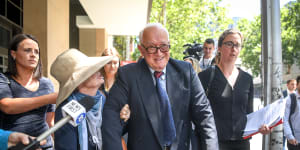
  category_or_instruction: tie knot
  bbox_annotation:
[154,71,163,79]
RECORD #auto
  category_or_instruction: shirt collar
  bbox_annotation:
[296,91,300,99]
[288,90,296,94]
[148,66,166,80]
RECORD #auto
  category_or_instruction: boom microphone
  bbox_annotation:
[8,96,95,150]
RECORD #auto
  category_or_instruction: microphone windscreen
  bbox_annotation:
[78,96,95,111]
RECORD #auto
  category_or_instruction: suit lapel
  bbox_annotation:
[166,61,188,150]
[166,62,185,124]
[137,60,164,147]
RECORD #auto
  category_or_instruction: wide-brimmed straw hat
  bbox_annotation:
[51,48,113,106]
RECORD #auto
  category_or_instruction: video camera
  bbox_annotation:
[183,41,203,61]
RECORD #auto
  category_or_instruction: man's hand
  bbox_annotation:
[259,124,271,134]
[7,132,30,147]
[288,139,298,146]
[120,104,130,122]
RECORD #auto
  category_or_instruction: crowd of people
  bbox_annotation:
[0,23,299,150]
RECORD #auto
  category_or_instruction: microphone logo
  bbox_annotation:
[76,113,86,124]
[62,100,87,126]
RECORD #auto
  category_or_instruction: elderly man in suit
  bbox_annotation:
[102,23,218,150]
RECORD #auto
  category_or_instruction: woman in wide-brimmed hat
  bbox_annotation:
[52,49,130,150]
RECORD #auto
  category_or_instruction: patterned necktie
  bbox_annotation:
[154,71,176,146]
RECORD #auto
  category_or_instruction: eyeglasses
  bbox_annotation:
[141,44,170,54]
[222,41,242,49]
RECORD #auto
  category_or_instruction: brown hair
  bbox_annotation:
[218,29,243,48]
[287,79,296,84]
[7,34,42,79]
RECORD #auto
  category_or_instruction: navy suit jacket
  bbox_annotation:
[102,58,218,150]
[283,90,288,98]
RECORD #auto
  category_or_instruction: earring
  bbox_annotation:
[12,57,15,60]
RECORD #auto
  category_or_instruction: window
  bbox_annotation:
[0,26,10,49]
[0,55,8,73]
[7,0,23,26]
[1,0,23,27]
[0,0,5,16]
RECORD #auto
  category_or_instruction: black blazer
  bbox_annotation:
[198,66,253,141]
[102,58,218,150]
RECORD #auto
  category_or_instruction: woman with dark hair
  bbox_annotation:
[0,34,57,150]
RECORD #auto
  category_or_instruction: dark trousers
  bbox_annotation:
[287,143,300,150]
[219,140,250,150]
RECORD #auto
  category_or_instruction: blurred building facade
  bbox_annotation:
[0,0,150,89]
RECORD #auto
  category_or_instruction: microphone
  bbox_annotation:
[8,96,95,150]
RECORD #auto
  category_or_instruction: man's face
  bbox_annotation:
[138,26,170,72]
[287,80,297,91]
[203,42,215,58]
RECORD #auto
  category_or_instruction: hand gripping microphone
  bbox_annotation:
[8,96,95,150]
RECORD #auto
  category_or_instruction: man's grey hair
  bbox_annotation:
[139,23,169,43]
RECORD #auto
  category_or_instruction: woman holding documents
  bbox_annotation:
[198,29,270,150]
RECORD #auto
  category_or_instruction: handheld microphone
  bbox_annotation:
[8,96,95,150]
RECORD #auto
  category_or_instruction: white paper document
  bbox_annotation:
[243,98,285,139]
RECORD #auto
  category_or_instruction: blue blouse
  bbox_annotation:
[0,73,55,150]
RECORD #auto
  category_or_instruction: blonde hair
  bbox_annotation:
[102,47,120,58]
[184,57,202,73]
[101,47,120,91]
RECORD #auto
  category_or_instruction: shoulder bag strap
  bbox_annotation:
[205,65,215,96]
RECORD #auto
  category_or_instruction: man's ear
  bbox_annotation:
[138,45,144,56]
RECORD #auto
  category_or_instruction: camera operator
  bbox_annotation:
[199,38,215,70]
